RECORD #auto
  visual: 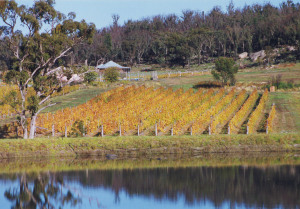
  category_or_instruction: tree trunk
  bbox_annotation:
[23,123,28,139]
[29,114,38,139]
[19,87,28,139]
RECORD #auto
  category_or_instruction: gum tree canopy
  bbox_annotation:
[0,0,95,139]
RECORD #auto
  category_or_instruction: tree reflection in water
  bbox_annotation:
[60,165,300,209]
[4,172,81,209]
[2,165,300,209]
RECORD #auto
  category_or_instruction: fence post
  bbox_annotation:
[266,121,269,134]
[247,126,249,135]
[190,126,193,135]
[137,125,140,136]
[65,125,67,138]
[155,123,158,136]
[171,126,173,136]
[101,125,104,137]
[228,125,230,135]
[52,124,55,137]
[209,125,211,135]
[119,125,122,136]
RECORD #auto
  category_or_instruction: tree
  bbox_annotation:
[212,57,238,85]
[84,71,98,83]
[165,32,190,68]
[104,67,119,83]
[0,0,95,139]
[188,28,206,65]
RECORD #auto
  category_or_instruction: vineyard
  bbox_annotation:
[26,85,276,137]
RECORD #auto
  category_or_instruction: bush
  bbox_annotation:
[212,57,238,86]
[71,120,86,137]
[104,67,119,83]
[266,76,299,90]
[84,71,98,83]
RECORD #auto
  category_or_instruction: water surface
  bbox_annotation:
[0,153,299,209]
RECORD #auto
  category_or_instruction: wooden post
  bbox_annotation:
[266,121,269,134]
[171,126,173,136]
[209,116,213,135]
[52,124,55,137]
[101,125,104,137]
[65,125,67,138]
[16,126,18,138]
[155,123,158,136]
[119,125,122,136]
[83,125,85,136]
[190,126,193,135]
[228,125,230,135]
[137,125,140,136]
[246,126,249,135]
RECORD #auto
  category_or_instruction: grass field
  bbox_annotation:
[44,86,109,112]
[0,134,299,159]
[268,92,300,133]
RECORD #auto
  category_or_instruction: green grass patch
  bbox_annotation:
[44,86,109,112]
[0,134,299,159]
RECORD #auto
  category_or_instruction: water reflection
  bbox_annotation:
[3,173,81,209]
[1,163,299,209]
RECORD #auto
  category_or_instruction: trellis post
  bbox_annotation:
[52,124,55,137]
[65,124,67,138]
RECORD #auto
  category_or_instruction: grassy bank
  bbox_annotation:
[0,134,299,159]
[0,152,299,174]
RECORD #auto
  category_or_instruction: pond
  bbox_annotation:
[0,153,299,209]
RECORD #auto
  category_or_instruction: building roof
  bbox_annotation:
[96,61,130,69]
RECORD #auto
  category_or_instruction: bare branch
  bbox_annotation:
[51,47,72,67]
[45,67,62,76]
[37,102,57,115]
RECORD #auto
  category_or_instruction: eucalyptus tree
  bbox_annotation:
[188,28,206,65]
[0,0,95,139]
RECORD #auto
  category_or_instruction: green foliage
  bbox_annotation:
[104,67,119,83]
[166,33,190,68]
[26,95,39,115]
[5,70,29,86]
[84,71,98,83]
[71,120,86,137]
[212,57,238,85]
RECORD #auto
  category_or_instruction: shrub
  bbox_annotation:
[84,71,98,83]
[212,57,238,86]
[104,67,119,83]
[71,120,86,137]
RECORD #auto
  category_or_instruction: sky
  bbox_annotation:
[16,0,300,29]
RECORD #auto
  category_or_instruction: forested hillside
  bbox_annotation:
[66,1,300,67]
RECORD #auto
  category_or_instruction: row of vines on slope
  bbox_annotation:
[32,86,275,137]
